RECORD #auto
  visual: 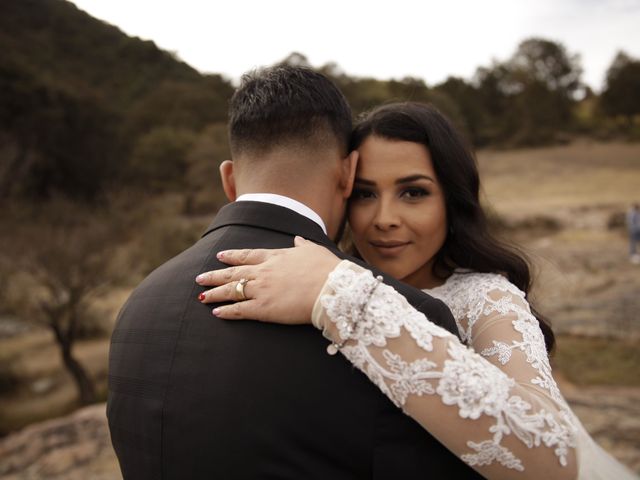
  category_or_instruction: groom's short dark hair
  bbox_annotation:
[228,65,352,157]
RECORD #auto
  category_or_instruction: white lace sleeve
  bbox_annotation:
[312,261,579,480]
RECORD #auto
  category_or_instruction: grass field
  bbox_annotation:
[478,139,640,216]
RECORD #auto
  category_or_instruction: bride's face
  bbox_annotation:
[348,136,448,289]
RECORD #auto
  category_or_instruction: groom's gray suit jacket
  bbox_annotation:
[107,200,482,479]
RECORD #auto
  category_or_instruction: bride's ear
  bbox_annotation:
[340,150,359,199]
[219,160,237,201]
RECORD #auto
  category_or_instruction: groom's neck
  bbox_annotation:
[237,181,333,223]
[235,172,338,238]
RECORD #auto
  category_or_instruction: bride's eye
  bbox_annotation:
[351,188,376,200]
[401,187,429,199]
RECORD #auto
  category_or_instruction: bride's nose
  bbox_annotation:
[374,198,401,231]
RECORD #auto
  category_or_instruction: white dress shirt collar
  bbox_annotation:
[235,193,327,234]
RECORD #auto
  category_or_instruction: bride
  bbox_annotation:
[196,103,637,479]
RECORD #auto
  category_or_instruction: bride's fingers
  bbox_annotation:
[199,278,256,304]
[293,235,308,247]
[212,299,261,320]
[196,265,255,286]
[216,247,279,266]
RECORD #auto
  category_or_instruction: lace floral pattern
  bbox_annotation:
[428,272,564,403]
[437,342,514,420]
[313,262,579,477]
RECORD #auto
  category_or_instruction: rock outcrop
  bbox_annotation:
[0,404,119,480]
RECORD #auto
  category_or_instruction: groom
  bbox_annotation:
[107,65,481,479]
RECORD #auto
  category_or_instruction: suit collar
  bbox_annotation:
[203,201,336,248]
[235,194,327,234]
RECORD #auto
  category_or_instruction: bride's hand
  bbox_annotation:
[196,236,341,324]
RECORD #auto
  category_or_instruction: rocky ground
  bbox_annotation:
[0,404,118,480]
[515,208,640,340]
[565,385,640,474]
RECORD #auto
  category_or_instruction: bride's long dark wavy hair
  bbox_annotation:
[350,102,555,353]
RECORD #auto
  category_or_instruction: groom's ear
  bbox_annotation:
[339,150,359,199]
[219,160,237,201]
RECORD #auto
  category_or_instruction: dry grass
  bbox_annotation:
[478,140,640,216]
[553,335,640,386]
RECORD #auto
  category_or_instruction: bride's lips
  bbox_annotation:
[368,240,411,256]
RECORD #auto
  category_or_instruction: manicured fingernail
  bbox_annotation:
[196,274,205,284]
[212,308,221,316]
[198,292,205,301]
[217,251,226,259]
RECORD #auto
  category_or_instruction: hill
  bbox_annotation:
[0,0,234,199]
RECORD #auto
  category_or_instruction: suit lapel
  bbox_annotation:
[203,201,336,249]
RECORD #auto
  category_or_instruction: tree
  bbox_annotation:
[129,126,197,190]
[507,38,582,96]
[468,39,583,145]
[504,38,583,141]
[279,52,312,68]
[434,76,486,145]
[600,51,640,123]
[183,122,230,214]
[0,201,126,405]
[123,78,232,140]
[471,63,516,143]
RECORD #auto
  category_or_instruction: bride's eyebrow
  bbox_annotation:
[396,174,435,184]
[354,178,376,185]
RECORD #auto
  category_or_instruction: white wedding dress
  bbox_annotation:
[311,261,638,480]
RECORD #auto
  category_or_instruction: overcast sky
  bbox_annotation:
[69,0,640,92]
